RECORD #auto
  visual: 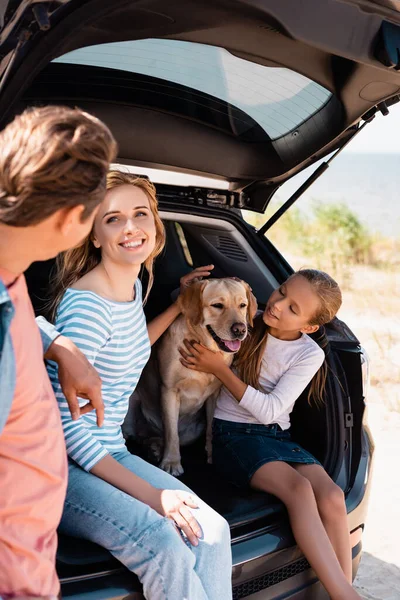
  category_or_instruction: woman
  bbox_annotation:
[47,171,232,600]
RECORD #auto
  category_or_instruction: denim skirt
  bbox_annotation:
[212,418,321,488]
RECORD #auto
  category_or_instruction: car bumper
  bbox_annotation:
[60,532,362,600]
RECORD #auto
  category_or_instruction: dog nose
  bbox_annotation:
[231,322,246,337]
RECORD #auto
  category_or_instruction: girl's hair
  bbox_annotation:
[234,269,342,405]
[48,171,165,321]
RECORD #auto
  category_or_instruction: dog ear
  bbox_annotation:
[178,280,207,326]
[244,283,258,327]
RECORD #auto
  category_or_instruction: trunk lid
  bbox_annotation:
[1,0,400,211]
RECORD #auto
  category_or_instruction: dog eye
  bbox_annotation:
[211,303,224,309]
[239,303,247,309]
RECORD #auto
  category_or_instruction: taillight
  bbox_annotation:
[360,346,370,401]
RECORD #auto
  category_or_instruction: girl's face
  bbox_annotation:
[263,275,321,335]
[92,184,156,266]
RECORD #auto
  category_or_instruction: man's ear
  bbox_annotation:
[301,323,320,335]
[58,205,86,237]
[178,280,207,326]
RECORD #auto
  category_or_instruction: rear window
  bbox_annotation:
[53,39,332,141]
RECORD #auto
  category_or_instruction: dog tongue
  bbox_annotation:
[223,339,241,352]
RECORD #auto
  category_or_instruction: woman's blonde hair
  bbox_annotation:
[234,269,342,405]
[48,171,165,321]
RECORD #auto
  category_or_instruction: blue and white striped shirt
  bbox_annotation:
[47,279,150,471]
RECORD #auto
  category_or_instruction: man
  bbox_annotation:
[0,105,117,599]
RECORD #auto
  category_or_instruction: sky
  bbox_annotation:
[346,102,400,153]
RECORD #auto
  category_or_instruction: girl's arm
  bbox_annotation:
[180,340,248,401]
[147,265,214,345]
[180,340,324,425]
[90,454,202,546]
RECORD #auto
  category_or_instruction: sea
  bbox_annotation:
[272,152,400,238]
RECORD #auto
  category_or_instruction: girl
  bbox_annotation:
[179,269,362,600]
[46,171,232,600]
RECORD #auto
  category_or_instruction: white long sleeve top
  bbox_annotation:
[214,332,325,430]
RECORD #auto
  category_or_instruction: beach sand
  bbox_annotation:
[353,406,400,600]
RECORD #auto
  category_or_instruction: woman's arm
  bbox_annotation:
[90,454,202,545]
[147,302,181,345]
[146,265,214,345]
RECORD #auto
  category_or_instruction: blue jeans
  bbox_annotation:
[59,450,232,600]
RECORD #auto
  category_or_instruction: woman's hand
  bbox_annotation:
[90,455,202,546]
[149,488,202,546]
[179,339,225,375]
[179,264,214,295]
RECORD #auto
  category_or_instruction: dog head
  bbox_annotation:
[178,278,257,353]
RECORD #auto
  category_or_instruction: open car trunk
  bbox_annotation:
[25,204,363,588]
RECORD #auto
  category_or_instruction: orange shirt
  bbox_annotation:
[0,269,67,597]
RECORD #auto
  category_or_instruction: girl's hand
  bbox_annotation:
[179,265,214,295]
[179,339,225,375]
[150,488,202,546]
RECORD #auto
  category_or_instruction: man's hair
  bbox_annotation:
[0,105,118,226]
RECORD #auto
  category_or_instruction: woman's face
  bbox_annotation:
[263,275,321,334]
[92,184,156,266]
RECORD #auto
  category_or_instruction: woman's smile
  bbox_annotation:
[118,237,147,251]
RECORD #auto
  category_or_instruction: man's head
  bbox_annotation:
[0,105,117,267]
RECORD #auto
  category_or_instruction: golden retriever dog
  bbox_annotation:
[149,277,257,476]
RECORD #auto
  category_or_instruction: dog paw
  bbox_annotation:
[160,458,184,477]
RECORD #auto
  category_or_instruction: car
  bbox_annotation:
[2,0,398,597]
